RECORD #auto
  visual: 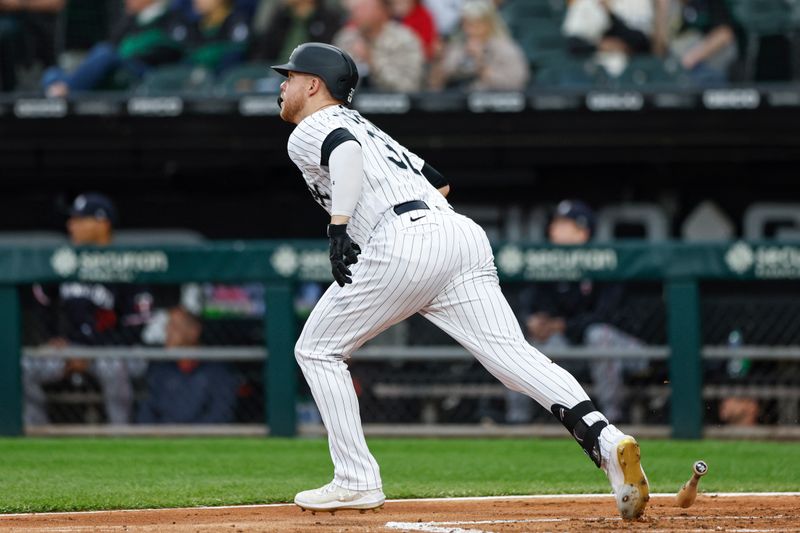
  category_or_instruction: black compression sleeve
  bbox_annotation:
[320,128,360,166]
[422,162,448,188]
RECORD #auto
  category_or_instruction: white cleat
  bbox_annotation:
[604,436,650,520]
[294,482,385,513]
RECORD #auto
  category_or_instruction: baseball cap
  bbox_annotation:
[69,193,118,226]
[554,199,595,235]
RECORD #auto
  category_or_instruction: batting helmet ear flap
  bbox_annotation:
[336,49,358,105]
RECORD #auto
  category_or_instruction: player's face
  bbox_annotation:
[67,216,109,245]
[193,0,226,16]
[390,0,414,17]
[548,217,590,245]
[279,71,312,123]
[165,309,201,348]
[463,16,491,42]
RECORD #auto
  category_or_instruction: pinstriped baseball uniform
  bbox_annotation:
[288,105,624,491]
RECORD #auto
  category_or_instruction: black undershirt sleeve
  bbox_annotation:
[320,128,360,166]
[422,161,448,188]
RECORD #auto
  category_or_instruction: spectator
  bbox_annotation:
[23,193,153,425]
[718,397,759,426]
[174,0,258,20]
[42,0,189,97]
[563,0,654,59]
[334,0,425,92]
[249,0,342,63]
[137,306,238,424]
[391,0,439,60]
[429,0,528,91]
[506,200,645,424]
[0,0,64,91]
[422,0,463,38]
[653,0,736,84]
[185,0,250,73]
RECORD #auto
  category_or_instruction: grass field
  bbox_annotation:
[0,437,798,513]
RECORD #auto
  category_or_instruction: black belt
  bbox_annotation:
[393,200,429,215]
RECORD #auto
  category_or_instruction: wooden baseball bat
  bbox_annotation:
[676,460,708,508]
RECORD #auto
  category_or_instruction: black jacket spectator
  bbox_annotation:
[519,281,640,344]
[32,283,153,346]
[678,0,733,35]
[568,13,651,56]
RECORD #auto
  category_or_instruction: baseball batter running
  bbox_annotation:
[271,43,650,520]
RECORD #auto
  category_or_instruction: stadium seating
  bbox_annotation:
[743,202,800,240]
[595,203,670,241]
[515,23,569,70]
[135,65,216,97]
[216,63,282,95]
[728,0,793,79]
[535,58,610,88]
[502,0,566,71]
[614,56,688,88]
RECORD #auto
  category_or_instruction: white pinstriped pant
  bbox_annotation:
[295,207,619,491]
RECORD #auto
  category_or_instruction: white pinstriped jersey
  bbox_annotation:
[288,107,623,497]
[287,104,450,247]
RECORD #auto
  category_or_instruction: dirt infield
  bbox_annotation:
[1,494,798,532]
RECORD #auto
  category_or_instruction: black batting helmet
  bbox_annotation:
[271,43,359,106]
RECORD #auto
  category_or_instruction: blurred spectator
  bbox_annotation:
[653,0,736,84]
[391,0,439,60]
[429,0,527,91]
[23,193,153,425]
[506,200,645,424]
[563,0,653,57]
[334,0,425,92]
[184,0,250,73]
[249,0,342,62]
[0,0,64,91]
[137,306,238,424]
[174,0,258,20]
[42,0,189,97]
[422,0,463,38]
[718,397,759,426]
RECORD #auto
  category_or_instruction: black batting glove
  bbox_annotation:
[328,224,360,286]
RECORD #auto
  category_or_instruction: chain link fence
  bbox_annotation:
[19,278,800,435]
[21,281,270,428]
[701,281,800,428]
[350,281,667,428]
[349,280,800,433]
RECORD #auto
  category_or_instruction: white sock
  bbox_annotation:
[598,423,626,468]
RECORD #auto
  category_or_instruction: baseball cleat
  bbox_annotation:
[294,482,385,513]
[604,436,650,520]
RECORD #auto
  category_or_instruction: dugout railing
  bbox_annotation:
[1,240,799,439]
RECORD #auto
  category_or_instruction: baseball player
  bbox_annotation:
[272,43,650,520]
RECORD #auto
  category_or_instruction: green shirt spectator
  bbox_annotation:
[42,0,189,97]
[111,1,189,65]
[187,0,249,73]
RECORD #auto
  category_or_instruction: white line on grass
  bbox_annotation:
[1,492,797,518]
[386,491,800,503]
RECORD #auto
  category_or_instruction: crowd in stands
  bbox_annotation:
[0,0,797,93]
